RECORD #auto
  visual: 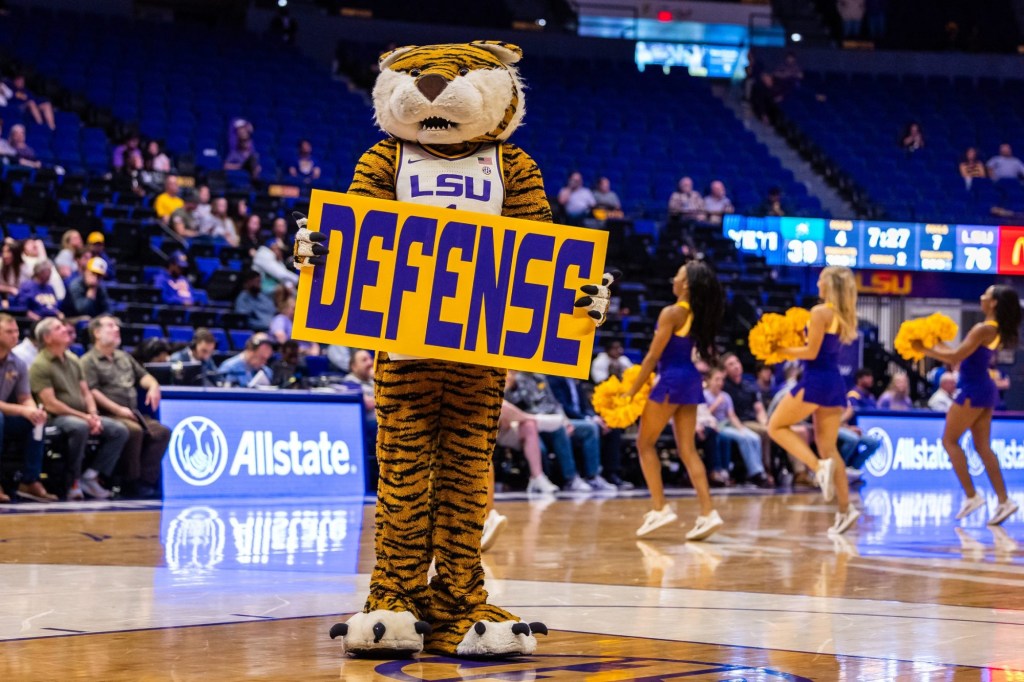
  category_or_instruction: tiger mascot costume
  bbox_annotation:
[293,41,616,658]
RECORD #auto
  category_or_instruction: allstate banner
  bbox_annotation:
[292,191,608,379]
[858,412,1024,487]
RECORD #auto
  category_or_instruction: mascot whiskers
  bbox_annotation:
[294,41,616,658]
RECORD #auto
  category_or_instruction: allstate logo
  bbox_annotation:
[959,431,986,477]
[864,426,893,477]
[169,417,229,486]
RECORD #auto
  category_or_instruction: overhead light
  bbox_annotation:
[278,0,287,7]
[536,18,547,27]
[791,33,802,42]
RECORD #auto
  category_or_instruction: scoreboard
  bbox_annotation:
[723,216,1009,275]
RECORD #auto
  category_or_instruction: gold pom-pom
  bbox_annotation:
[894,313,958,361]
[592,365,654,429]
[748,309,808,365]
[784,307,811,343]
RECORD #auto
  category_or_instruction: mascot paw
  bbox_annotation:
[291,211,328,268]
[329,610,432,659]
[454,620,548,658]
[574,269,622,327]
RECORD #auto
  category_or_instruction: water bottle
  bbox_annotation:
[32,403,44,441]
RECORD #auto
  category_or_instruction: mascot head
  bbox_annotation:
[372,41,526,145]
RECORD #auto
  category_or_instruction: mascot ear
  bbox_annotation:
[469,40,523,65]
[379,45,417,70]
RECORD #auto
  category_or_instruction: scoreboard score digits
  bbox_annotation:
[723,215,1017,275]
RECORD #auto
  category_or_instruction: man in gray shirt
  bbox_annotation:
[987,144,1024,181]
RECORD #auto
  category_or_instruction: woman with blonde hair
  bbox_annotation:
[768,266,861,534]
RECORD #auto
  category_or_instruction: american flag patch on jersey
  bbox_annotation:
[477,157,492,165]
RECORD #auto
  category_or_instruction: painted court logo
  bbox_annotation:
[169,416,230,486]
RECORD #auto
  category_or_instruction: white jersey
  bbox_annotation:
[389,142,505,361]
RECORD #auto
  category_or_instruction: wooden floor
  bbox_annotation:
[2,488,1022,680]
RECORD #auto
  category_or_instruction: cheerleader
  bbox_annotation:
[768,266,860,534]
[626,261,725,540]
[914,285,1021,525]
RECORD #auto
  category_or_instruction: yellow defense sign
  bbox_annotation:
[292,191,608,379]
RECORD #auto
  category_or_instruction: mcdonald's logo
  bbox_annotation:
[997,227,1024,275]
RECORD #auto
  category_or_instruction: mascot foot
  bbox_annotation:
[426,610,548,658]
[329,610,432,659]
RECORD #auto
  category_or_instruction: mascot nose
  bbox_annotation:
[416,74,448,102]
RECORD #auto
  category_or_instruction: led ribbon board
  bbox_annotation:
[293,191,608,379]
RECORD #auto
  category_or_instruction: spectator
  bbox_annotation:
[837,0,865,37]
[191,185,218,234]
[987,144,1024,182]
[495,399,560,494]
[755,364,778,403]
[268,290,318,355]
[234,270,276,331]
[878,372,913,410]
[8,124,40,168]
[591,339,633,383]
[901,122,925,153]
[86,232,115,279]
[959,147,986,189]
[114,152,148,198]
[253,233,299,288]
[703,181,735,225]
[0,239,25,307]
[592,177,623,218]
[927,372,958,412]
[721,353,772,476]
[0,313,54,503]
[144,140,171,173]
[55,230,84,281]
[112,133,143,171]
[706,366,774,488]
[218,333,274,387]
[325,345,352,374]
[154,251,195,306]
[82,315,169,499]
[63,257,110,318]
[224,138,261,179]
[270,339,308,389]
[29,317,129,500]
[21,238,66,300]
[750,73,781,124]
[288,139,321,184]
[18,262,63,321]
[846,368,878,409]
[342,349,378,491]
[154,176,184,222]
[755,187,790,217]
[547,374,632,490]
[204,197,240,246]
[772,52,804,94]
[132,337,171,365]
[168,190,201,239]
[7,73,55,130]
[239,215,264,258]
[504,370,616,492]
[557,171,596,225]
[667,176,706,222]
[169,328,218,379]
[0,118,15,158]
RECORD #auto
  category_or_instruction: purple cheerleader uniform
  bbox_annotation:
[955,321,1000,409]
[649,302,705,405]
[790,309,848,407]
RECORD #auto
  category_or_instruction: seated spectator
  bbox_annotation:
[591,339,633,383]
[927,372,958,412]
[592,177,623,219]
[721,353,771,476]
[959,147,986,189]
[21,238,66,300]
[288,139,321,184]
[0,118,16,158]
[112,133,143,172]
[900,122,924,153]
[557,171,596,226]
[7,73,55,130]
[325,345,352,374]
[846,368,878,409]
[504,370,614,492]
[269,290,320,356]
[145,140,171,173]
[63,258,110,318]
[154,251,195,306]
[703,181,735,225]
[755,364,778,403]
[0,313,54,503]
[169,328,218,379]
[154,176,184,222]
[878,372,913,410]
[706,366,773,488]
[695,401,730,487]
[987,144,1024,182]
[755,187,790,217]
[234,270,276,331]
[254,236,299,288]
[191,185,218,234]
[663,175,704,220]
[547,374,629,489]
[86,232,115,279]
[168,191,201,239]
[55,231,84,281]
[18,262,63,321]
[271,339,308,389]
[224,138,261,179]
[496,399,559,494]
[0,239,25,307]
[839,374,883,473]
[772,51,804,94]
[133,337,171,365]
[239,215,264,258]
[7,124,40,168]
[30,317,130,500]
[82,315,169,499]
[218,333,274,387]
[204,197,240,246]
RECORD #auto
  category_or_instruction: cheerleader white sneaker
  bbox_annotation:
[828,507,861,535]
[815,458,835,502]
[636,505,678,537]
[987,499,1019,526]
[685,510,724,541]
[480,509,508,552]
[955,494,985,520]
